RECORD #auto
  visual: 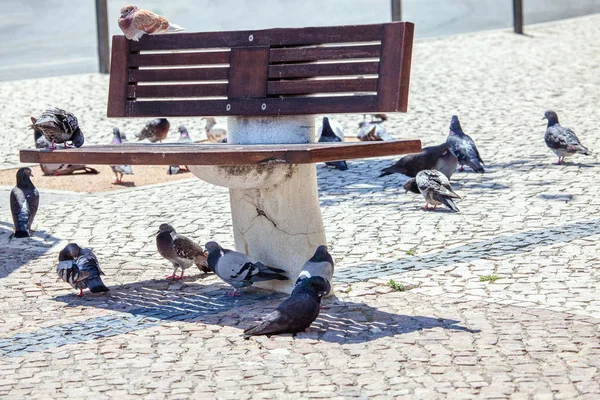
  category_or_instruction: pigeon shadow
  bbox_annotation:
[111,182,136,188]
[537,193,574,201]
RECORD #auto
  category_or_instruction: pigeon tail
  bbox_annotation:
[467,158,485,173]
[86,277,110,293]
[167,23,185,32]
[437,196,460,212]
[256,264,289,281]
[194,256,210,273]
[12,230,30,238]
[326,161,348,171]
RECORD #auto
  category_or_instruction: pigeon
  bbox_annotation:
[243,276,330,338]
[110,127,134,184]
[30,108,84,149]
[357,122,395,142]
[118,5,185,41]
[295,245,334,296]
[57,243,109,297]
[379,142,457,179]
[156,224,209,280]
[136,118,170,142]
[168,125,192,174]
[317,117,344,142]
[318,117,348,171]
[543,110,591,165]
[32,120,97,176]
[409,170,461,212]
[205,241,289,296]
[203,117,227,142]
[446,115,485,173]
[9,167,39,238]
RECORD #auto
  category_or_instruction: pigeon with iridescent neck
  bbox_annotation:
[10,167,39,238]
[118,5,185,41]
[446,115,485,173]
[543,110,591,165]
[110,127,133,184]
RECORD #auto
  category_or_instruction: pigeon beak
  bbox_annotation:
[542,116,547,120]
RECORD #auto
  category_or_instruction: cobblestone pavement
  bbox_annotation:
[1,15,600,399]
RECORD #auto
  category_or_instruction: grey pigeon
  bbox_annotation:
[30,108,84,149]
[318,117,348,171]
[168,125,192,174]
[379,142,457,179]
[357,121,394,142]
[410,170,461,212]
[136,118,170,142]
[203,117,227,142]
[10,167,39,238]
[32,120,98,176]
[57,243,109,297]
[295,245,334,296]
[156,224,209,280]
[110,127,134,184]
[243,276,330,338]
[543,110,591,165]
[317,117,344,141]
[446,115,484,173]
[205,241,289,296]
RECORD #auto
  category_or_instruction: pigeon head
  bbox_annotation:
[16,167,34,186]
[112,127,122,144]
[58,243,82,261]
[403,178,420,194]
[157,223,175,235]
[294,276,330,298]
[178,125,190,137]
[543,110,559,127]
[120,5,137,18]
[71,128,85,148]
[449,115,463,135]
[309,245,334,266]
[204,241,222,254]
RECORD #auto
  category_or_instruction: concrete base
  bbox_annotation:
[188,116,327,294]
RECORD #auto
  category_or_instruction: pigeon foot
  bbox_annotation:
[166,274,182,280]
[76,289,84,297]
[227,290,240,297]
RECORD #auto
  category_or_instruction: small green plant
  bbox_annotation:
[388,279,405,291]
[480,275,500,283]
[405,248,417,256]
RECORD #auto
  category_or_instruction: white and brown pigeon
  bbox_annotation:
[203,118,227,143]
[357,121,395,142]
[136,118,170,142]
[57,243,109,297]
[543,110,591,165]
[110,127,134,184]
[30,108,84,149]
[405,169,461,212]
[10,167,39,238]
[156,224,209,280]
[118,5,185,41]
[205,241,289,296]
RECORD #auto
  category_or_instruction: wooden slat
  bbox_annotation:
[267,78,378,95]
[125,95,379,117]
[128,84,228,98]
[19,140,422,166]
[228,47,270,99]
[269,62,378,79]
[107,36,129,117]
[129,51,230,67]
[129,67,229,82]
[376,22,414,112]
[270,44,380,63]
[128,24,385,51]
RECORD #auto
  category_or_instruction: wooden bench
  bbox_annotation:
[20,22,418,293]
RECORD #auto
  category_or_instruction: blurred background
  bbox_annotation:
[1,0,599,81]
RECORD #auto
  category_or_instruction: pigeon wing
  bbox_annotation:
[173,235,205,260]
[134,10,170,34]
[9,188,25,232]
[26,189,39,232]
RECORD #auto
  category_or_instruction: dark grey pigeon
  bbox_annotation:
[414,170,460,212]
[156,224,209,280]
[10,167,39,238]
[136,118,170,142]
[379,142,457,179]
[446,115,484,173]
[243,276,330,338]
[543,110,591,165]
[168,125,192,174]
[205,241,289,296]
[57,243,109,297]
[295,245,334,296]
[110,127,134,183]
[318,117,348,171]
[30,108,84,149]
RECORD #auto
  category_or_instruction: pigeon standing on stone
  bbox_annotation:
[57,243,109,297]
[357,121,395,142]
[32,119,97,176]
[243,276,330,338]
[136,118,170,142]
[156,224,209,280]
[379,142,457,179]
[118,5,185,41]
[30,108,84,149]
[295,245,334,296]
[446,115,484,173]
[10,167,39,238]
[407,170,461,212]
[203,118,227,143]
[318,117,348,171]
[543,110,591,165]
[109,127,134,184]
[205,241,289,296]
[168,125,193,175]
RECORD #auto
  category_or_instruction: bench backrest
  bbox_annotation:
[107,22,414,118]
